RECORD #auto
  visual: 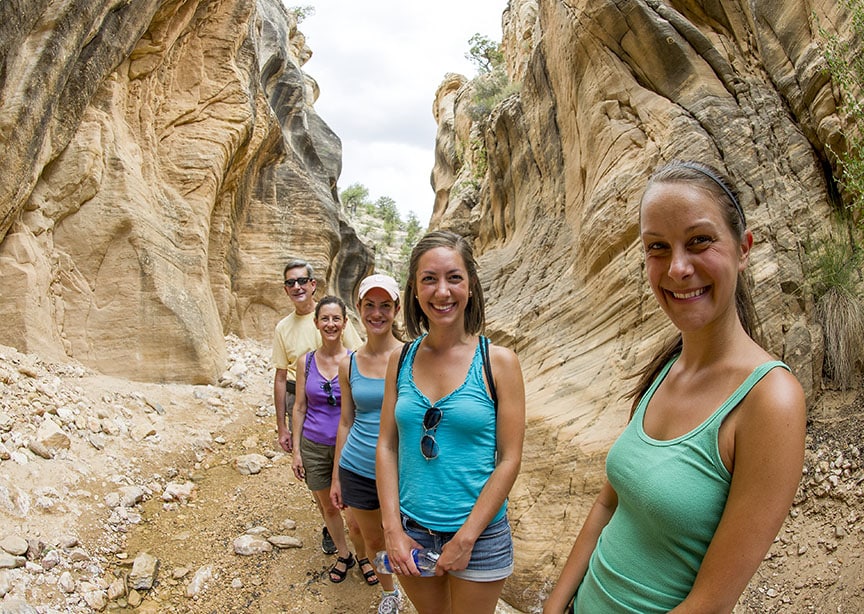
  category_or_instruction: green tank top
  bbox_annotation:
[574,357,789,613]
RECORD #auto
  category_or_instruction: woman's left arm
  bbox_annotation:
[671,368,806,613]
[437,344,526,572]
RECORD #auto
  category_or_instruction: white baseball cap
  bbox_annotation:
[358,274,400,301]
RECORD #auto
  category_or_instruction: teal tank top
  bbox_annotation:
[395,336,504,532]
[574,357,789,613]
[339,353,384,480]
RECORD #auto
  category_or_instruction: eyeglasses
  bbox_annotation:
[284,276,312,287]
[420,406,442,460]
[322,380,337,406]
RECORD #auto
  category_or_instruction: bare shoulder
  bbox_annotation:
[488,342,521,373]
[741,364,806,427]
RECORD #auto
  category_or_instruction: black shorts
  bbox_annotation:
[339,466,380,511]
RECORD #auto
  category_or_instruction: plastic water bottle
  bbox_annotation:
[374,549,439,576]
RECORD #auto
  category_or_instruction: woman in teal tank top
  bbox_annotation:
[330,274,405,612]
[544,161,807,613]
[377,231,527,614]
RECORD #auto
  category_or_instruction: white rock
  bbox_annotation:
[118,485,145,507]
[103,492,120,508]
[162,481,195,503]
[267,535,302,549]
[232,534,272,555]
[0,570,12,596]
[107,576,126,600]
[41,549,61,569]
[0,598,37,613]
[67,547,89,562]
[128,588,142,607]
[128,551,159,590]
[55,406,76,424]
[0,553,25,569]
[186,565,213,598]
[0,535,28,556]
[83,589,107,611]
[234,453,268,475]
[36,417,70,450]
[172,567,190,579]
[58,570,76,593]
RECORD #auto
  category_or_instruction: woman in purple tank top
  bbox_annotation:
[291,296,364,585]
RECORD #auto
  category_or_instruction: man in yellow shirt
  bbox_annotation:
[271,258,362,554]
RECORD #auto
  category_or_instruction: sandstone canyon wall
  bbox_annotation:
[0,0,372,383]
[2,0,863,610]
[431,0,860,609]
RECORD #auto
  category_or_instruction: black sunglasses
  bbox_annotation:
[322,380,337,406]
[284,276,312,287]
[420,406,442,460]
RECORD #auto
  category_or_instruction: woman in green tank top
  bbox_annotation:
[544,161,806,613]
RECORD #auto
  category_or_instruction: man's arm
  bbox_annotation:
[274,367,292,452]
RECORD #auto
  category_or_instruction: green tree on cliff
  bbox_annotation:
[465,34,519,121]
[465,33,504,74]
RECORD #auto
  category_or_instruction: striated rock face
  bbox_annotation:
[431,0,859,609]
[0,0,372,383]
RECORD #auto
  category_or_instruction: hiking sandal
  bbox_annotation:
[357,557,379,586]
[328,553,355,583]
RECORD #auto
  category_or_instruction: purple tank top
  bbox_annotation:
[301,351,346,446]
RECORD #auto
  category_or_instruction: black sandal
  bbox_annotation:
[328,553,355,583]
[357,557,379,586]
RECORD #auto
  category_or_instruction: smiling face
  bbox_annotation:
[283,265,316,314]
[357,288,399,336]
[414,246,471,332]
[314,302,346,342]
[640,181,752,335]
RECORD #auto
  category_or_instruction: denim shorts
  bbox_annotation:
[400,514,513,582]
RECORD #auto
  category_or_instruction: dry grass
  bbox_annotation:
[816,286,864,387]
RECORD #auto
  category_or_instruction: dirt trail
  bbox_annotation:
[3,336,863,613]
[120,409,402,614]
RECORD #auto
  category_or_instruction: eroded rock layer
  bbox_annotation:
[431,0,858,608]
[0,0,371,383]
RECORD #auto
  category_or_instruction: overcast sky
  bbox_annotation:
[298,1,508,224]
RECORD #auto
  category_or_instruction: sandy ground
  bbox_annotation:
[1,336,862,613]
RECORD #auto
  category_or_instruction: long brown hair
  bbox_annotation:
[403,230,486,338]
[627,160,760,410]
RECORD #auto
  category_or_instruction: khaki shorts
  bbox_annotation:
[300,435,335,492]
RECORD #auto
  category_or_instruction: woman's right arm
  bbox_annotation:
[543,481,618,613]
[375,347,420,573]
[291,353,309,481]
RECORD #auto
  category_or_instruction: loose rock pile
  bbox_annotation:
[0,336,276,612]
